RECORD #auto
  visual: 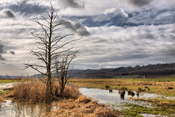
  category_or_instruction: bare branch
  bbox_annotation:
[25,64,46,76]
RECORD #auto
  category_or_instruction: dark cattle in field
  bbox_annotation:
[128,90,135,97]
[168,87,173,90]
[105,85,110,89]
[136,92,139,97]
[131,92,135,97]
[120,90,125,100]
[145,86,150,91]
[138,88,146,92]
[128,90,132,95]
[109,89,113,93]
[121,87,127,91]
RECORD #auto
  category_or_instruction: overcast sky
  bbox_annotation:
[0,0,175,76]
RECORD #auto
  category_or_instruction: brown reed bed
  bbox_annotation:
[5,80,80,102]
[46,95,120,117]
[0,97,4,103]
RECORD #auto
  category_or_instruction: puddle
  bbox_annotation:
[0,100,58,117]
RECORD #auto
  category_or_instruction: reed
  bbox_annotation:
[10,80,80,102]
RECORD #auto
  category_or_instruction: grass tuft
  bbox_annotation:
[0,96,4,103]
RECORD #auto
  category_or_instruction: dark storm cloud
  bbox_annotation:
[3,9,15,18]
[83,51,151,63]
[59,18,90,36]
[7,1,48,16]
[158,45,175,58]
[0,9,15,18]
[0,44,5,61]
[0,44,5,54]
[58,0,85,8]
[10,51,15,55]
[129,0,152,7]
[4,9,15,17]
[68,7,175,27]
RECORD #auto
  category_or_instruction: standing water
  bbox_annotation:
[0,85,174,116]
[79,88,160,108]
[0,100,57,117]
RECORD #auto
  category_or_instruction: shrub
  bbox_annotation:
[11,80,80,102]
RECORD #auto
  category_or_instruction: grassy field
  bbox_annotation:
[0,79,19,84]
[69,75,175,96]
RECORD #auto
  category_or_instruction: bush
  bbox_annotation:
[10,80,80,102]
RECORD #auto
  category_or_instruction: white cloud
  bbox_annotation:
[0,0,175,75]
[103,8,117,15]
[120,8,128,18]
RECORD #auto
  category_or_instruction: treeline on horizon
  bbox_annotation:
[1,63,175,79]
[70,63,175,78]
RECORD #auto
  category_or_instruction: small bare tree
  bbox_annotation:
[55,51,77,97]
[25,6,77,102]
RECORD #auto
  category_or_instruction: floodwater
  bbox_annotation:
[0,83,58,117]
[79,88,175,117]
[0,100,58,117]
[79,88,156,108]
[0,83,17,90]
[0,84,174,117]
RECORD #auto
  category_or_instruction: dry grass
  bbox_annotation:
[6,80,80,102]
[46,95,119,117]
[0,96,4,103]
[62,85,80,99]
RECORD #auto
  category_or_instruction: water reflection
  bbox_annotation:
[0,100,56,117]
[79,88,157,107]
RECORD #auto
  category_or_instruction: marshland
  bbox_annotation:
[1,0,175,117]
[1,75,175,117]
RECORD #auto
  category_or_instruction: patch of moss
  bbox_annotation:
[0,89,11,96]
[0,80,19,84]
[121,104,175,117]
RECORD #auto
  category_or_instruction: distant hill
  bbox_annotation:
[69,63,175,78]
[1,63,175,79]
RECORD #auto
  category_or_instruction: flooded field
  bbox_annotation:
[79,88,175,108]
[80,88,154,107]
[0,84,175,116]
[0,87,155,116]
[0,100,57,117]
[0,83,17,90]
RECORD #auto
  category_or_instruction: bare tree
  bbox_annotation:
[55,51,77,97]
[25,6,77,102]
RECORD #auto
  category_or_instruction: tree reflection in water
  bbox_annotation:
[13,100,53,117]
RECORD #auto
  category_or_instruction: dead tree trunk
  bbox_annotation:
[25,5,77,102]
